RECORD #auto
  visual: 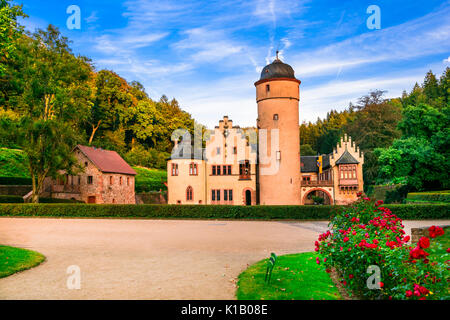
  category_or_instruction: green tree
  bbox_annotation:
[18,117,79,203]
[88,70,134,144]
[300,144,316,156]
[375,104,449,190]
[0,0,26,76]
[439,67,450,106]
[2,25,94,202]
[344,90,402,185]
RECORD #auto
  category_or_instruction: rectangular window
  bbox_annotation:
[212,189,216,201]
[216,190,220,201]
[172,164,178,176]
[110,176,113,185]
[216,147,221,155]
[228,165,232,175]
[127,177,130,186]
[189,163,198,176]
[87,176,93,184]
[266,84,270,92]
[233,147,237,154]
[212,165,216,175]
[223,165,227,175]
[229,190,233,201]
[224,190,228,201]
[217,166,221,175]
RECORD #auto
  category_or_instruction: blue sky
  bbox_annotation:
[17,0,450,128]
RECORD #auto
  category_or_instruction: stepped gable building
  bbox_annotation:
[167,55,364,205]
[44,145,136,204]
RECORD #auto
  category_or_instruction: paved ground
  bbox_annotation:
[0,218,448,300]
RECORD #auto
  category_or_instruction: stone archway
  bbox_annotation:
[302,188,333,205]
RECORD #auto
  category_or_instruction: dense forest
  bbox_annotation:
[300,70,450,191]
[0,0,449,202]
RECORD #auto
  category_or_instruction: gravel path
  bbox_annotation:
[0,217,447,300]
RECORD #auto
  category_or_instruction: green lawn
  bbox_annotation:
[236,252,341,300]
[133,166,167,193]
[430,227,450,265]
[0,148,29,177]
[0,245,45,278]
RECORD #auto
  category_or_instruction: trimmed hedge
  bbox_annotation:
[0,195,82,204]
[0,204,448,220]
[0,195,23,203]
[0,177,32,186]
[406,191,450,204]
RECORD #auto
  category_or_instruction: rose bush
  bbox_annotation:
[316,194,449,300]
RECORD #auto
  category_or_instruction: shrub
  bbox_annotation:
[0,195,81,204]
[316,195,449,300]
[0,204,337,219]
[385,184,410,204]
[406,191,450,204]
[0,195,24,203]
[0,203,448,220]
[0,176,32,185]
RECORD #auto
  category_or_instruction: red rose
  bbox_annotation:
[418,237,430,249]
[343,236,349,242]
[418,286,429,295]
[447,248,450,253]
[405,290,413,298]
[379,282,384,288]
[349,274,354,279]
[403,235,410,242]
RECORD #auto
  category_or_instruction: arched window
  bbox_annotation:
[186,186,193,201]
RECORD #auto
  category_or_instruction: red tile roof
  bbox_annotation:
[76,145,137,175]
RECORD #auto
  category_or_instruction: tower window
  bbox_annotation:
[273,114,279,120]
[266,84,270,92]
[171,163,178,176]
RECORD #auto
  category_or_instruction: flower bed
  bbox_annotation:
[316,194,449,300]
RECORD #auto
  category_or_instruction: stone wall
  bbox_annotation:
[136,192,167,204]
[0,185,31,196]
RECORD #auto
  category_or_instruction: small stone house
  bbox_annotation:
[44,145,137,204]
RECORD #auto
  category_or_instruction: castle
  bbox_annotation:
[167,56,364,205]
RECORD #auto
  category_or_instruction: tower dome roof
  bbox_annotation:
[259,55,296,81]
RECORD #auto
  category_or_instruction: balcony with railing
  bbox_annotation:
[302,179,333,187]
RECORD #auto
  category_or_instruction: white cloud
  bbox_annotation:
[85,11,99,24]
[290,5,450,78]
[173,28,245,63]
[444,56,450,63]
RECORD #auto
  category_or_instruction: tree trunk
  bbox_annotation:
[88,120,101,145]
[31,174,39,203]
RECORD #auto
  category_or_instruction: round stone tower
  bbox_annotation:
[255,54,301,205]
